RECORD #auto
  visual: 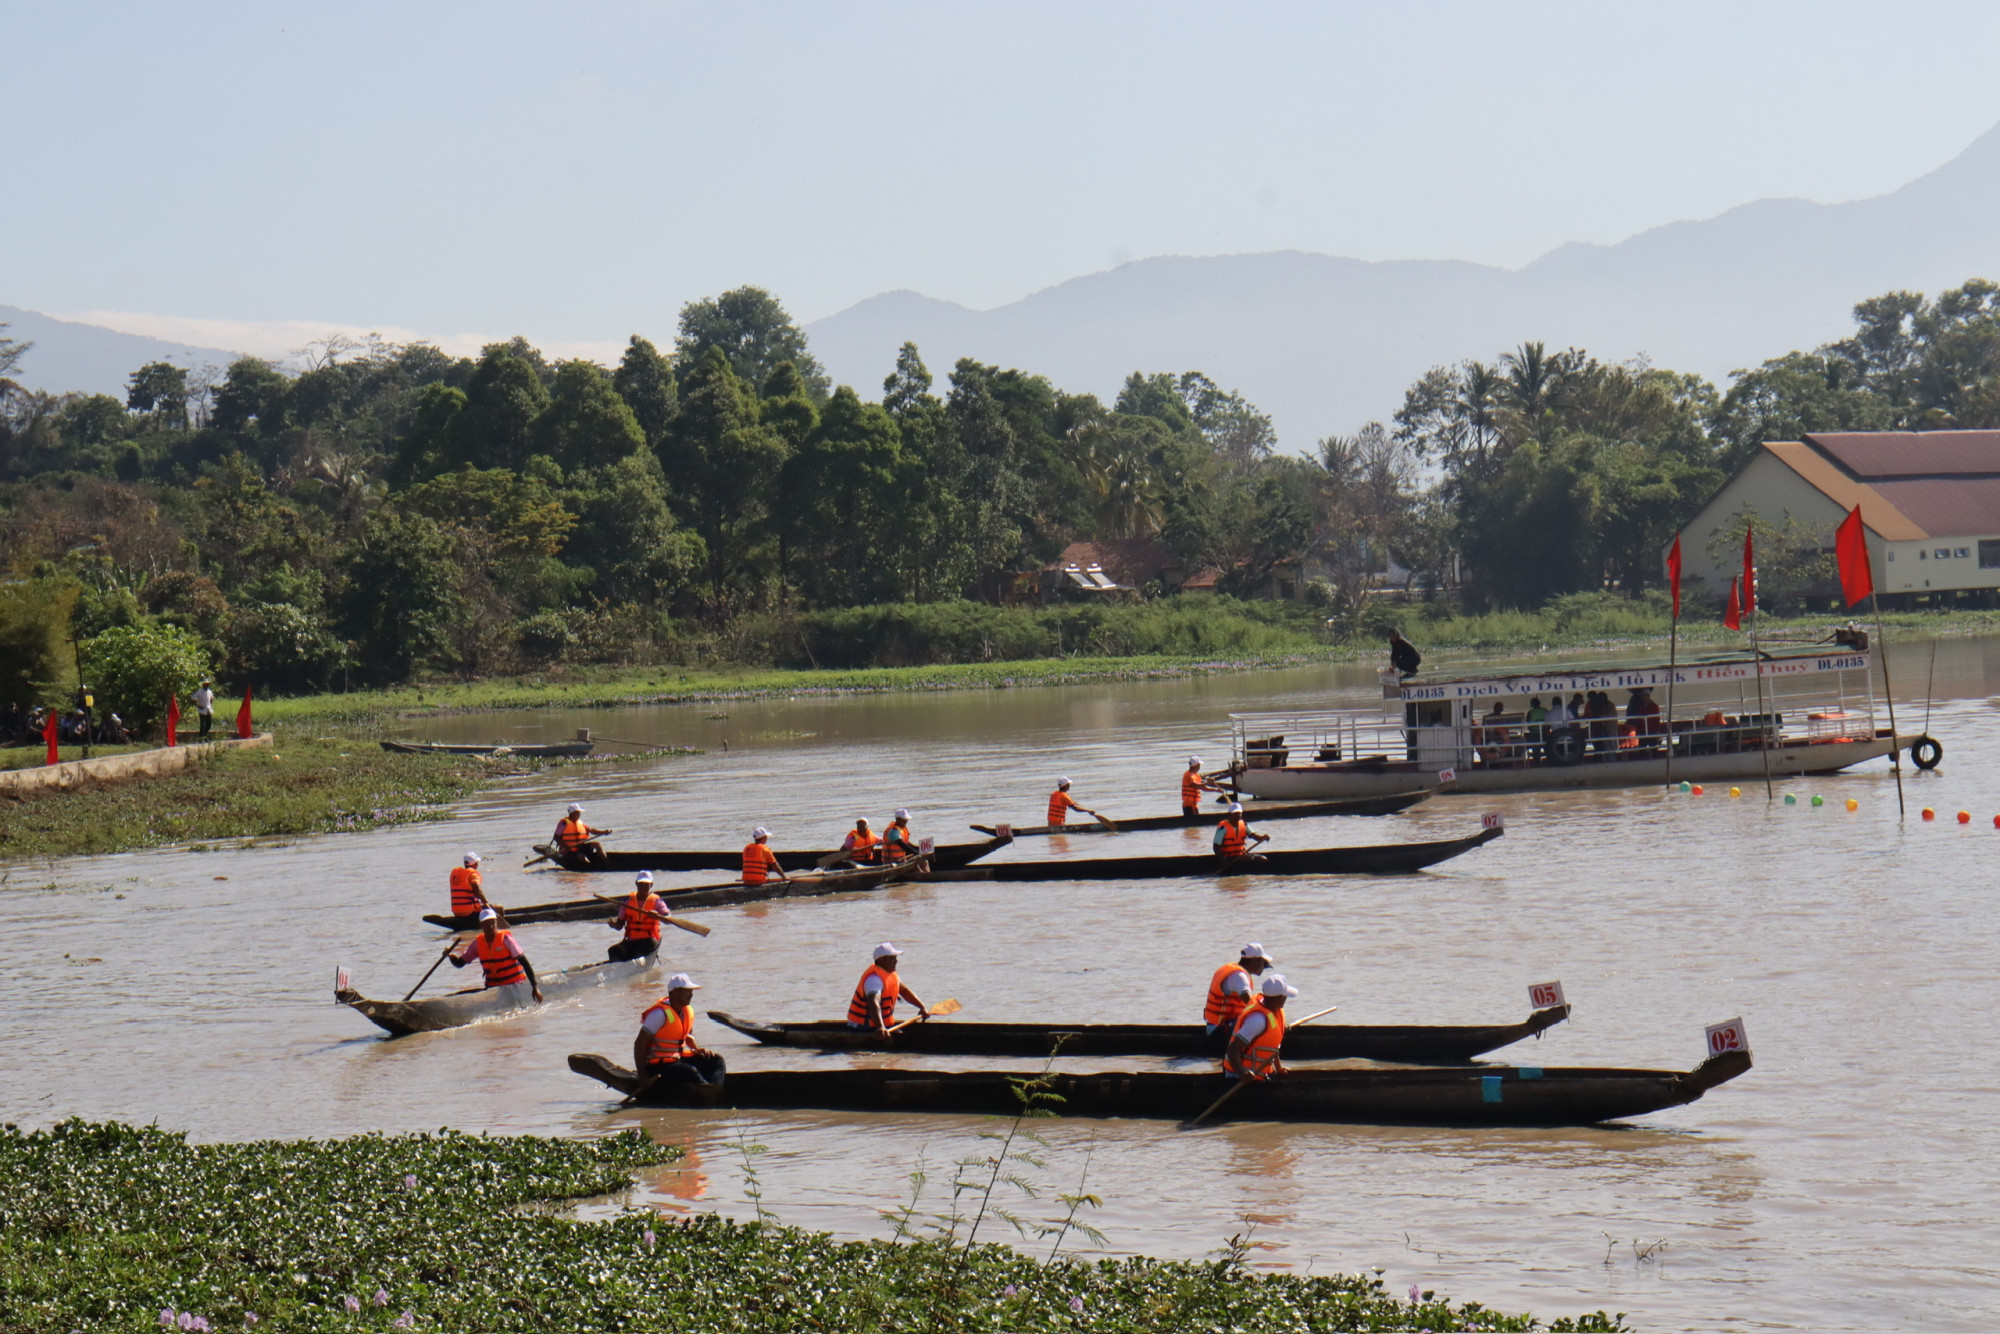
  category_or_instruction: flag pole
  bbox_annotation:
[1839,504,1904,820]
[1744,534,1775,800]
[1870,588,1906,819]
[1663,611,1679,790]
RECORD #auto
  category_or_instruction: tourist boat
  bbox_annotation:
[336,954,657,1037]
[967,789,1433,837]
[420,862,928,930]
[706,1001,1569,1062]
[566,1047,1751,1126]
[380,739,595,757]
[914,826,1501,881]
[1224,645,1927,798]
[532,834,1012,873]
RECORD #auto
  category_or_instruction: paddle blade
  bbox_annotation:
[1095,815,1120,833]
[929,997,963,1017]
[668,916,713,937]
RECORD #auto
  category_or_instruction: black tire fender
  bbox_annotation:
[1910,735,1943,770]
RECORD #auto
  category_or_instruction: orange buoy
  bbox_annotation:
[1958,811,1972,824]
[1922,807,1936,821]
[1845,798,1858,812]
[1691,784,1705,796]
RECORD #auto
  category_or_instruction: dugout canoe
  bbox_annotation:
[381,739,595,758]
[706,1003,1570,1062]
[566,1047,1751,1126]
[420,862,926,930]
[337,953,657,1037]
[532,834,1012,874]
[916,826,1502,882]
[968,789,1433,838]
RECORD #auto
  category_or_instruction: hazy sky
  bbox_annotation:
[11,1,2000,355]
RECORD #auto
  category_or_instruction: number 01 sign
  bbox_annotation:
[1528,980,1565,1009]
[1704,1017,1750,1057]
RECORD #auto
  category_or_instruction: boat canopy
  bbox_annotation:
[1394,648,1870,703]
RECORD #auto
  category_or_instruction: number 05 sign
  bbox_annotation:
[1704,1017,1750,1057]
[1528,980,1565,1009]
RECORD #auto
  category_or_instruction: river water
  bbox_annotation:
[7,638,2000,1331]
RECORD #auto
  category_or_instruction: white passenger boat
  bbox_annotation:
[1225,646,1924,798]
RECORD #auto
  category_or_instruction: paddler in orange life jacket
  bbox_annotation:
[1046,777,1107,828]
[449,908,544,1003]
[881,808,921,862]
[449,850,488,917]
[1214,802,1270,860]
[848,941,930,1038]
[1223,972,1298,1080]
[607,869,667,962]
[1181,756,1224,817]
[633,972,726,1097]
[742,826,791,886]
[553,803,608,866]
[1204,942,1275,1051]
[841,818,882,866]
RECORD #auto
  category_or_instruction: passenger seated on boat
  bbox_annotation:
[1584,692,1619,750]
[882,808,920,861]
[1627,688,1665,753]
[553,803,607,866]
[1204,944,1274,1050]
[451,909,543,1003]
[1214,803,1269,859]
[1224,974,1297,1080]
[1525,697,1549,760]
[607,870,665,962]
[848,942,931,1036]
[841,818,882,865]
[449,851,487,916]
[633,974,726,1092]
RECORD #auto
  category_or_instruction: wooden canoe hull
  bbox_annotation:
[968,789,1433,837]
[915,826,1501,882]
[535,835,1011,874]
[567,1049,1751,1126]
[381,740,595,757]
[424,861,937,930]
[338,954,658,1037]
[707,1004,1570,1062]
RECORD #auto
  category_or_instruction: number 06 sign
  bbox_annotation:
[1704,1017,1750,1057]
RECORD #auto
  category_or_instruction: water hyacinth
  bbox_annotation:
[160,1311,176,1328]
[374,1289,390,1307]
[403,1174,418,1190]
[393,1315,415,1330]
[1070,1295,1085,1312]
[1002,1284,1017,1297]
[644,1228,657,1250]
[1412,1284,1423,1302]
[343,1295,361,1312]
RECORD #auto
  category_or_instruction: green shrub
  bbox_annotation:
[79,622,211,728]
[0,579,77,709]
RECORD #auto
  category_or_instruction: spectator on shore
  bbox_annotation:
[192,680,216,740]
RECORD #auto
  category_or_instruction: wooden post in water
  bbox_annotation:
[1663,613,1680,792]
[1869,590,1906,820]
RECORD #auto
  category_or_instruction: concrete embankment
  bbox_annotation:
[0,733,273,795]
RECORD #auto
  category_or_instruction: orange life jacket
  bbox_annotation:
[466,932,528,988]
[847,964,902,1027]
[883,823,918,859]
[1224,999,1287,1078]
[845,828,881,864]
[1181,771,1203,807]
[1204,962,1252,1029]
[1217,817,1249,858]
[640,998,696,1065]
[1047,790,1077,825]
[449,866,484,915]
[622,889,663,942]
[555,817,591,852]
[742,841,783,885]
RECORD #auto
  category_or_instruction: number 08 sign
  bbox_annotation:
[1704,1017,1750,1057]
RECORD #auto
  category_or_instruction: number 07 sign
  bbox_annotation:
[1704,1017,1750,1057]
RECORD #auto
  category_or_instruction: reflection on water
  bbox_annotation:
[5,639,2000,1330]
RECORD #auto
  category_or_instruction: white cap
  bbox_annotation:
[1241,943,1272,961]
[1260,973,1299,998]
[666,973,700,990]
[464,851,480,865]
[752,825,770,839]
[873,941,901,960]
[1227,801,1244,813]
[635,870,653,884]
[567,803,583,816]
[1188,756,1201,766]
[1057,777,1071,789]
[477,907,498,922]
[894,808,910,821]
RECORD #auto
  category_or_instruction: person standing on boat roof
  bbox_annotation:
[1388,630,1422,679]
[449,851,487,916]
[633,973,726,1096]
[848,941,931,1037]
[882,808,920,861]
[1225,973,1298,1079]
[1047,777,1108,827]
[1215,802,1269,860]
[450,908,544,1003]
[553,803,608,866]
[1182,757,1224,816]
[607,870,666,962]
[1205,944,1275,1050]
[742,826,790,886]
[841,818,882,865]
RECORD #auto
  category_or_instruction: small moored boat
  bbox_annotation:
[532,834,1012,874]
[566,1048,1751,1126]
[706,1002,1569,1062]
[915,826,1501,882]
[422,862,929,930]
[381,739,595,758]
[968,789,1433,838]
[337,953,657,1037]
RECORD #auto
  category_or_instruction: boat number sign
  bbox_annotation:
[1705,1016,1750,1057]
[1529,980,1565,1009]
[996,823,1012,838]
[919,838,935,854]
[1482,812,1505,830]
[334,966,350,995]
[1437,768,1457,785]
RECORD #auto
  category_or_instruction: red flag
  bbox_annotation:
[1723,577,1742,631]
[165,694,180,747]
[1835,505,1875,607]
[1666,534,1683,620]
[235,686,254,739]
[1742,527,1756,619]
[42,707,59,765]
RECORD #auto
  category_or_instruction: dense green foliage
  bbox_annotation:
[77,622,212,729]
[0,1120,1624,1332]
[3,277,1998,698]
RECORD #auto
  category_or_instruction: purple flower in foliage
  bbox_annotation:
[643,1229,656,1251]
[1410,1285,1421,1302]
[374,1290,390,1307]
[1070,1295,1084,1312]
[403,1175,418,1191]
[344,1296,361,1313]
[393,1315,415,1330]
[160,1312,176,1329]
[1002,1285,1017,1297]
[243,1318,258,1328]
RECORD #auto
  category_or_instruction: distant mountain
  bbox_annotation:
[0,305,242,399]
[807,120,2000,446]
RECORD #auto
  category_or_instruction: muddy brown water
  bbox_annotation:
[7,639,2000,1330]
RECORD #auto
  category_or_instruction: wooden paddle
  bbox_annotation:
[1080,808,1119,833]
[524,829,616,868]
[1178,1004,1339,1131]
[403,942,460,1002]
[885,997,963,1033]
[590,891,713,937]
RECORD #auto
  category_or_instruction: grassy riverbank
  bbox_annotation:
[0,1120,1624,1333]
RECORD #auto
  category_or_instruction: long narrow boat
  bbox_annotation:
[420,862,925,930]
[381,739,595,758]
[916,826,1501,881]
[567,1049,1751,1126]
[707,1003,1570,1062]
[532,834,1012,874]
[337,954,657,1037]
[969,789,1433,838]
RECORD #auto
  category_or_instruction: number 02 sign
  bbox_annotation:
[1528,980,1565,1009]
[1704,1017,1750,1056]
